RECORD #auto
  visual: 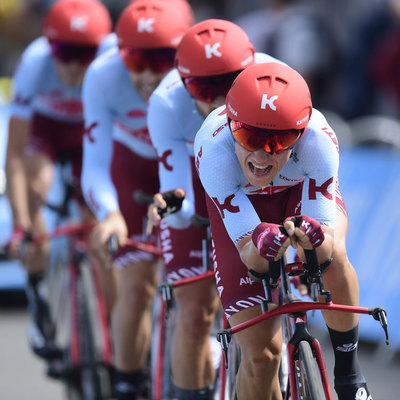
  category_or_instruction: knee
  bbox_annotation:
[241,343,282,380]
[175,298,216,339]
[325,252,354,281]
[120,275,156,310]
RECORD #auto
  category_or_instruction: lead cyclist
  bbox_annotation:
[193,62,373,400]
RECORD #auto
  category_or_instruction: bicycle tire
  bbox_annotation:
[78,261,109,400]
[294,340,325,400]
[225,336,240,400]
[46,237,85,399]
[150,285,175,400]
[279,315,290,397]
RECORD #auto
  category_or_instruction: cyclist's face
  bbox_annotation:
[129,69,169,102]
[55,60,89,87]
[195,95,226,119]
[235,142,292,187]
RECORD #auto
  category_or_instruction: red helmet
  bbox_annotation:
[175,19,255,78]
[42,0,112,46]
[116,0,194,50]
[226,62,313,131]
[129,0,195,27]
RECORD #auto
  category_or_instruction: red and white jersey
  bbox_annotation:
[9,34,116,122]
[81,49,157,221]
[194,106,339,245]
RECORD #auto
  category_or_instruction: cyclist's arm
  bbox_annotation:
[81,62,119,222]
[147,80,196,229]
[294,110,339,263]
[5,117,31,230]
[5,40,45,230]
[81,64,128,251]
[236,235,270,273]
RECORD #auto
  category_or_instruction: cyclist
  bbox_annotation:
[193,62,373,400]
[5,0,113,359]
[80,1,194,398]
[146,19,284,399]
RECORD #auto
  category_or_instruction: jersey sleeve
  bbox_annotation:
[296,112,339,227]
[81,62,118,221]
[9,38,49,120]
[148,88,195,229]
[194,113,263,244]
[96,33,118,57]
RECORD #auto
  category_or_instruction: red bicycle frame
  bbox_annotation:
[217,255,389,400]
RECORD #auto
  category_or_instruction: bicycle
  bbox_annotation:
[217,218,389,400]
[132,190,226,400]
[16,161,115,400]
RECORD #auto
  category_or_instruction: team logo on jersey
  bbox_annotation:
[308,177,333,200]
[158,149,173,171]
[83,121,98,143]
[205,43,222,59]
[212,194,239,218]
[261,94,278,111]
[138,17,155,33]
[70,15,88,32]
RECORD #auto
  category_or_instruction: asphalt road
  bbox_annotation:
[0,301,399,400]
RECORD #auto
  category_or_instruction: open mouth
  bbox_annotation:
[248,161,272,177]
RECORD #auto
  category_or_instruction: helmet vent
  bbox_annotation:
[275,77,288,84]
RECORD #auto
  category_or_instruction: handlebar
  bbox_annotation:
[107,234,163,258]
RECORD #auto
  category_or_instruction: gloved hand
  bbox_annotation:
[251,222,289,261]
[5,226,31,259]
[283,215,325,250]
[146,188,185,235]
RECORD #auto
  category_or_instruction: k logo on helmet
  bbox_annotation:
[70,15,88,32]
[205,43,222,59]
[138,17,155,33]
[260,94,278,111]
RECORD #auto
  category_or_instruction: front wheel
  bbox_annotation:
[294,340,325,400]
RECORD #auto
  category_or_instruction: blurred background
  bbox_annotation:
[1,0,400,398]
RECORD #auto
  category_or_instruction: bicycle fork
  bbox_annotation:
[286,312,332,400]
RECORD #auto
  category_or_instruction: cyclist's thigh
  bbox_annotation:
[118,257,159,289]
[160,219,208,282]
[25,151,55,210]
[111,140,159,237]
[26,113,84,207]
[173,277,219,320]
[229,306,282,357]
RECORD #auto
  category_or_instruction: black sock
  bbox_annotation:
[172,383,213,400]
[113,368,146,400]
[328,325,365,386]
[26,272,46,310]
[27,272,44,292]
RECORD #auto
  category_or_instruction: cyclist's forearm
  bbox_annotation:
[6,163,31,228]
[5,117,31,228]
[237,235,270,273]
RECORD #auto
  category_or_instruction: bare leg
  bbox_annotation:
[321,210,359,331]
[112,258,159,370]
[171,277,219,389]
[229,306,282,400]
